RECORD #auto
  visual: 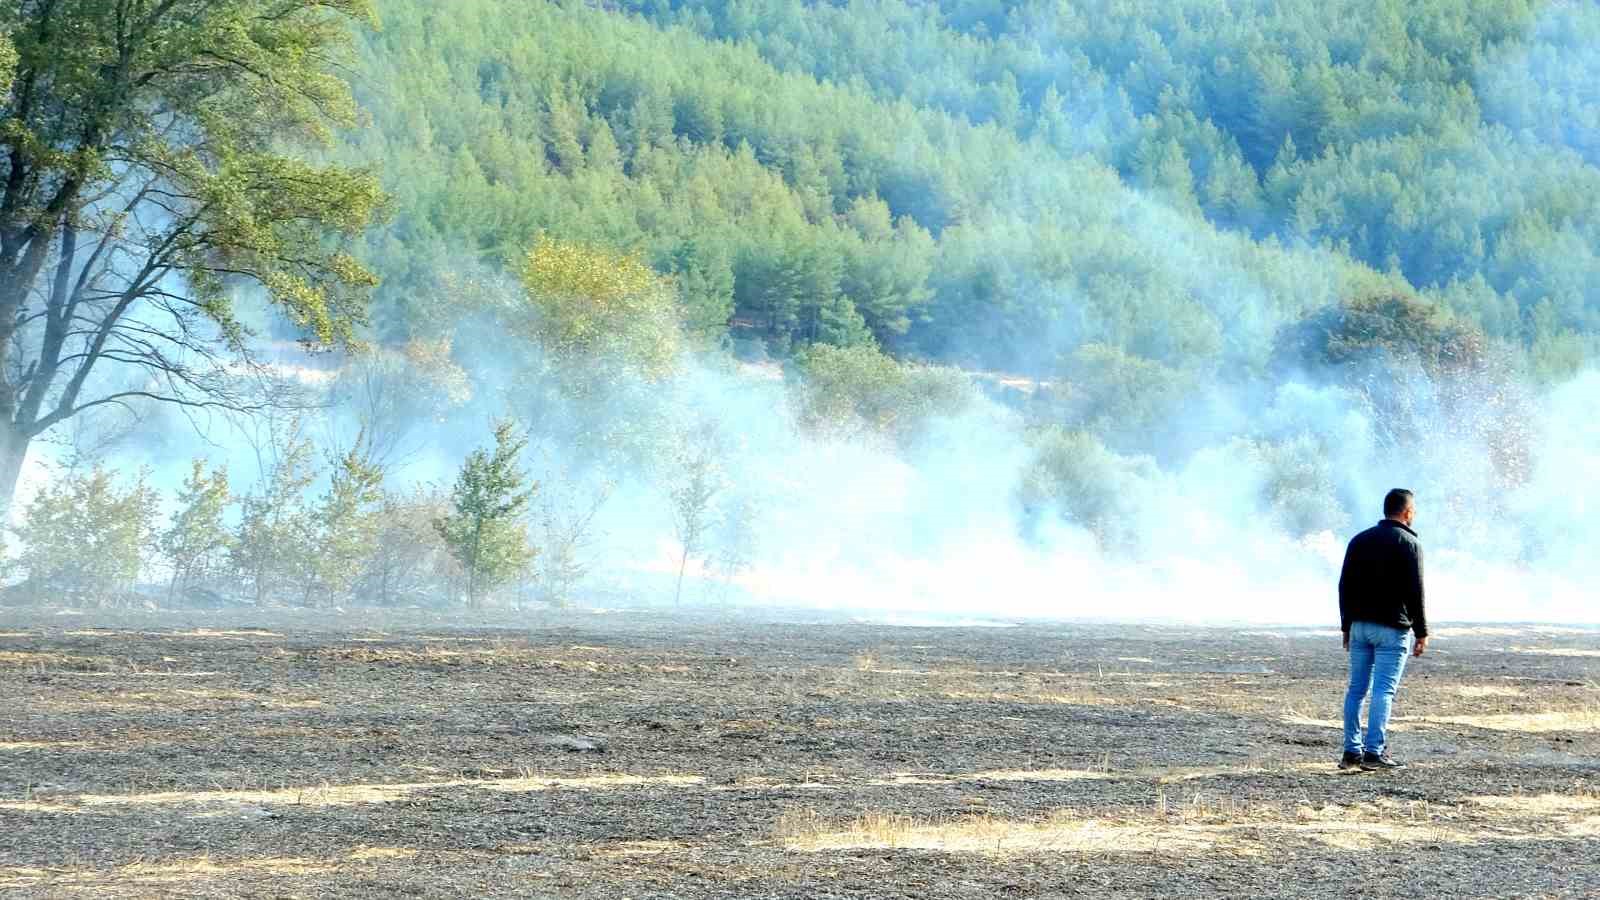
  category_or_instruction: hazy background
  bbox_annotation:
[9,0,1600,625]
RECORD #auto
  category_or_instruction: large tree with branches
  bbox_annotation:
[0,0,382,509]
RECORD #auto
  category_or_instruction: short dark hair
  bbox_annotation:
[1383,489,1414,517]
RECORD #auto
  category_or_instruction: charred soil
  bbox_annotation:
[1,608,1596,898]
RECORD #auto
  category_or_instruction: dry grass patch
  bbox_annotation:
[1414,711,1599,733]
[1152,761,1332,783]
[875,760,1329,789]
[934,687,1106,705]
[44,687,288,711]
[1468,794,1600,814]
[0,857,337,890]
[776,808,1231,856]
[1508,646,1600,658]
[930,672,1107,706]
[309,643,691,675]
[166,629,283,639]
[1281,714,1372,731]
[586,840,685,859]
[875,768,1112,786]
[346,847,420,861]
[0,740,91,751]
[1285,709,1599,734]
[1450,685,1526,698]
[776,789,1600,858]
[3,772,706,813]
[0,650,113,672]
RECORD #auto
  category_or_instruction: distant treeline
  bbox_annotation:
[350,0,1600,387]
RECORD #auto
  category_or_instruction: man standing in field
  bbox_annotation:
[1338,488,1429,771]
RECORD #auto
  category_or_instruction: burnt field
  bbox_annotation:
[0,608,1596,899]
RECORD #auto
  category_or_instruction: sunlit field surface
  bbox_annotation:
[2,608,1596,898]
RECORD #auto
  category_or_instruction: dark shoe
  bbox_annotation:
[1338,751,1364,770]
[1361,752,1405,770]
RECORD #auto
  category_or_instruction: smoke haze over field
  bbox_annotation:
[8,0,1600,627]
[29,305,1596,626]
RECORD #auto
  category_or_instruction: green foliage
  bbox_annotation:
[434,421,537,606]
[0,30,14,97]
[346,0,1381,374]
[1277,291,1488,378]
[661,239,736,343]
[303,440,385,605]
[13,467,158,605]
[0,0,382,335]
[363,488,460,607]
[231,431,319,607]
[667,422,726,606]
[161,460,234,603]
[604,0,1600,360]
[1017,429,1158,553]
[791,344,975,448]
[1050,344,1192,451]
[1239,436,1348,536]
[519,235,684,379]
[1275,290,1532,486]
[0,1,386,511]
[530,476,611,608]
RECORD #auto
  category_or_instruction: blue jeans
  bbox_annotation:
[1343,621,1412,756]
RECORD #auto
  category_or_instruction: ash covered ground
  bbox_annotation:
[1,607,1596,898]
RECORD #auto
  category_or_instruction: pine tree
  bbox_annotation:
[232,435,318,607]
[434,421,537,607]
[668,423,725,607]
[161,460,233,604]
[305,439,384,605]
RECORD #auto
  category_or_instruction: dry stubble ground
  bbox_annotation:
[0,607,1596,898]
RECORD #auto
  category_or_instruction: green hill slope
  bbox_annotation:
[347,0,1402,378]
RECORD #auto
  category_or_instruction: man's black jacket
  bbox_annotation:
[1338,519,1427,638]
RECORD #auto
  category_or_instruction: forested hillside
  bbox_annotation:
[348,0,1600,384]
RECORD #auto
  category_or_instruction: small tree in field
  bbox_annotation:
[531,476,610,608]
[302,438,384,605]
[668,423,725,606]
[161,460,233,603]
[363,487,458,607]
[707,492,759,602]
[14,468,158,605]
[231,433,317,606]
[434,421,536,607]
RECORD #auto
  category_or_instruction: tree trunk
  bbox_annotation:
[467,521,482,609]
[675,549,688,607]
[0,424,32,520]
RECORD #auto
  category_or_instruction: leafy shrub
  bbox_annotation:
[13,468,158,605]
[790,343,974,448]
[434,420,537,607]
[1016,429,1157,552]
[161,460,233,603]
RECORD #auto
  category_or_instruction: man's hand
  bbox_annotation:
[1342,632,1350,652]
[1413,636,1429,658]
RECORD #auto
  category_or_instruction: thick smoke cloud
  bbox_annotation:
[25,247,1596,626]
[14,3,1600,627]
